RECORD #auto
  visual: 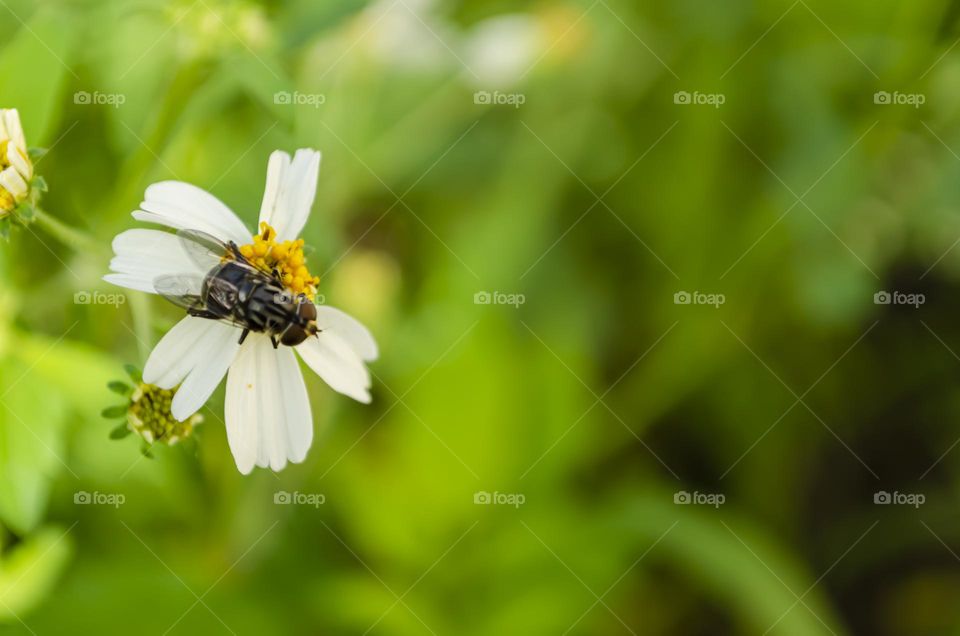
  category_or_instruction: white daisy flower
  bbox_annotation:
[104,149,378,474]
[0,108,34,214]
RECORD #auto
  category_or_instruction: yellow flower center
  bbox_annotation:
[237,222,320,300]
[0,189,13,213]
[0,140,9,170]
[128,383,201,445]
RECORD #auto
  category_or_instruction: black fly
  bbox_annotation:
[154,230,320,348]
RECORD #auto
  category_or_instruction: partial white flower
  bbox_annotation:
[105,148,378,474]
[0,109,34,215]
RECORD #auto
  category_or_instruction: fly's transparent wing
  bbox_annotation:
[154,274,206,312]
[154,271,254,331]
[175,229,244,271]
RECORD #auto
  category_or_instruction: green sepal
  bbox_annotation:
[124,365,142,383]
[0,216,10,241]
[16,202,35,223]
[140,442,154,459]
[107,381,132,396]
[109,424,132,440]
[30,175,47,193]
[27,147,47,162]
[101,405,127,419]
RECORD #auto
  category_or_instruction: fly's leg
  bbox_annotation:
[227,241,246,261]
[187,308,220,320]
[270,336,279,349]
[238,329,250,345]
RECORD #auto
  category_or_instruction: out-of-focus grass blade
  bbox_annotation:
[0,7,78,144]
[0,525,74,623]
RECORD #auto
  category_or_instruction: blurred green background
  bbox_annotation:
[1,0,959,633]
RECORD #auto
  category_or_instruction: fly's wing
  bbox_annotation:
[154,270,255,331]
[153,274,206,312]
[175,229,250,271]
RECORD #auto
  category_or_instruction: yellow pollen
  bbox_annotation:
[237,222,320,300]
[0,189,13,214]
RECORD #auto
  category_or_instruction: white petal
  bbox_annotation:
[170,324,242,421]
[0,166,27,199]
[257,149,320,241]
[144,317,239,391]
[225,335,313,473]
[277,347,313,463]
[296,332,371,403]
[105,229,204,294]
[133,181,251,245]
[3,109,26,153]
[6,143,31,180]
[314,306,378,361]
[258,150,290,225]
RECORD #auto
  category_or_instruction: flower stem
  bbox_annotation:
[32,208,101,253]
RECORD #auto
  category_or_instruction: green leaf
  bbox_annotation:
[123,364,142,384]
[100,405,127,419]
[0,359,67,534]
[15,202,35,223]
[30,175,47,193]
[109,424,132,440]
[0,525,73,623]
[0,7,78,144]
[619,492,846,636]
[14,333,120,421]
[107,381,131,396]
